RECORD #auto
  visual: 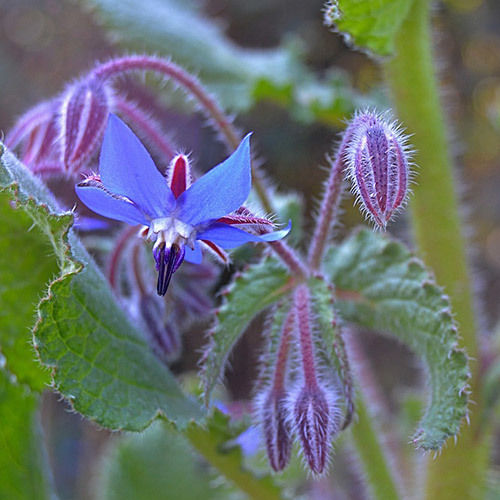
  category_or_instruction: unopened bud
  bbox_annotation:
[139,294,181,361]
[292,383,340,474]
[59,77,111,173]
[344,110,411,229]
[257,389,292,472]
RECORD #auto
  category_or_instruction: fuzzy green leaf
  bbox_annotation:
[324,229,470,450]
[97,421,227,500]
[0,146,203,431]
[202,258,292,404]
[324,0,413,56]
[83,0,371,123]
[0,369,51,499]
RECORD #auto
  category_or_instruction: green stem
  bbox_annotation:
[384,0,489,498]
[350,395,401,500]
[185,423,284,500]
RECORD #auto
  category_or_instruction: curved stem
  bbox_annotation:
[384,0,489,498]
[92,55,273,213]
[308,128,353,270]
[113,97,176,163]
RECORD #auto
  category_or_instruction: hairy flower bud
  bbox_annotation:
[291,383,340,474]
[59,76,111,173]
[345,110,411,229]
[256,389,292,471]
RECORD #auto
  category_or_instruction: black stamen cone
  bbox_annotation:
[156,244,179,296]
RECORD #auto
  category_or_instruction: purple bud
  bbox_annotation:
[256,389,292,471]
[291,383,340,475]
[344,110,411,229]
[59,77,111,173]
[139,294,181,361]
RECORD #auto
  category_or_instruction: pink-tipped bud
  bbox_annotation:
[257,389,292,472]
[59,77,111,174]
[291,383,339,474]
[344,110,411,229]
[166,154,192,198]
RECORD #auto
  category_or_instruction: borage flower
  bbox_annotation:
[76,114,290,295]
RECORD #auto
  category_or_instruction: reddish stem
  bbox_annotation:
[272,306,296,393]
[269,240,308,279]
[307,124,355,270]
[294,285,318,387]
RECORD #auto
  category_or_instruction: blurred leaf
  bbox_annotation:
[97,421,227,500]
[0,369,51,500]
[84,0,371,123]
[185,410,282,500]
[325,229,470,450]
[0,192,53,391]
[0,145,203,430]
[202,258,292,404]
[324,0,413,56]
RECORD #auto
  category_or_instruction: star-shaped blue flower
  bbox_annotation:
[76,114,290,295]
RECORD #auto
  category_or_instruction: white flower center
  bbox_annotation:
[143,216,196,250]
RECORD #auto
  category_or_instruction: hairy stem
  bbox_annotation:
[384,0,488,498]
[92,55,273,212]
[269,240,308,279]
[294,285,318,387]
[271,306,295,393]
[308,126,353,269]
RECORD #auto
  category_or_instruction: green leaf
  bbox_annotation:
[0,369,52,499]
[308,276,354,428]
[97,421,227,500]
[324,229,470,450]
[83,0,372,123]
[185,410,283,500]
[202,258,292,404]
[0,145,203,430]
[0,192,54,391]
[324,0,414,56]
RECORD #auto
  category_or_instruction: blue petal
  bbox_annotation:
[75,185,148,226]
[99,114,175,218]
[196,220,291,249]
[184,242,203,264]
[177,134,252,226]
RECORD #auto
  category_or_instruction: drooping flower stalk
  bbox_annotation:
[90,55,274,213]
[291,285,339,474]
